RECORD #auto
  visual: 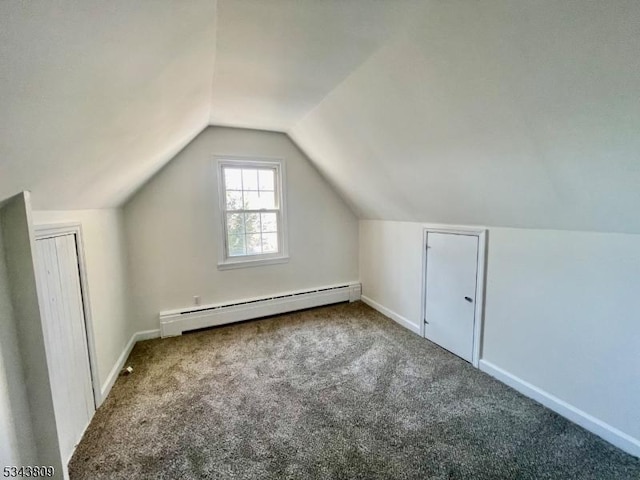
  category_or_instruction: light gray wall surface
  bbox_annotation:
[0,219,36,467]
[482,227,640,441]
[124,127,359,331]
[359,220,640,450]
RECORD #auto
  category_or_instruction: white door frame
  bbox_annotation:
[421,226,487,368]
[35,223,100,407]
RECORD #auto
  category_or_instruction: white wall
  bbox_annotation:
[124,126,359,331]
[483,227,640,441]
[32,210,132,394]
[0,220,36,466]
[360,219,640,453]
[359,221,424,333]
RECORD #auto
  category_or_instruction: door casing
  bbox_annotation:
[421,226,487,368]
[35,223,100,407]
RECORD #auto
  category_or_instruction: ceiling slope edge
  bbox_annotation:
[288,1,640,235]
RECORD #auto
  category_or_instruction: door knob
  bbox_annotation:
[464,296,473,303]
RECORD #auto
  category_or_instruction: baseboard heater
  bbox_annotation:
[159,282,362,338]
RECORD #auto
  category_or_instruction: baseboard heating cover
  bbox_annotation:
[159,283,362,338]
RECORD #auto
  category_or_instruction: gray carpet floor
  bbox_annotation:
[69,302,640,479]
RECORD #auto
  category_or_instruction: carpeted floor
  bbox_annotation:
[69,302,640,479]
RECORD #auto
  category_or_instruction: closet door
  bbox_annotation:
[35,234,94,463]
[424,232,479,362]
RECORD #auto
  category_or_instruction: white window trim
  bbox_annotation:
[216,156,289,270]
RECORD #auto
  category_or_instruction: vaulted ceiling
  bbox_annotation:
[1,0,217,209]
[1,1,639,233]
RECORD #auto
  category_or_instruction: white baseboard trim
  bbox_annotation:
[98,329,161,406]
[99,334,136,406]
[479,359,640,458]
[135,329,161,342]
[360,295,421,335]
[160,283,361,337]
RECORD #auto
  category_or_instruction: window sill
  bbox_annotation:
[217,255,290,271]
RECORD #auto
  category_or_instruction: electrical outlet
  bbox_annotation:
[193,295,201,306]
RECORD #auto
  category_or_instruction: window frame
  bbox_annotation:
[216,156,289,270]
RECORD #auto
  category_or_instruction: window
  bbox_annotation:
[217,158,288,269]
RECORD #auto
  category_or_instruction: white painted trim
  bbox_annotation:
[217,255,289,270]
[160,283,361,337]
[479,360,640,458]
[421,226,487,368]
[161,282,360,316]
[34,223,102,409]
[64,420,91,468]
[98,329,161,405]
[215,155,289,269]
[100,334,135,405]
[474,231,487,366]
[361,295,421,335]
[135,329,161,342]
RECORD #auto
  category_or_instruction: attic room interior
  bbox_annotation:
[1,0,639,479]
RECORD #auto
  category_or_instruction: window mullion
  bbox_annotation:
[277,210,282,251]
[240,168,245,211]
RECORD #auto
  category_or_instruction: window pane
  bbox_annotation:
[244,213,260,233]
[246,234,262,254]
[259,191,276,209]
[242,169,258,190]
[245,191,275,210]
[261,213,277,233]
[226,191,243,210]
[262,233,278,253]
[258,169,275,191]
[224,168,243,190]
[227,213,244,235]
[228,235,246,256]
[243,192,260,209]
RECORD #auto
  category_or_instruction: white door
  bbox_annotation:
[424,232,479,362]
[35,234,95,464]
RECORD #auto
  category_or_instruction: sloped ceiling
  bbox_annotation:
[2,1,639,233]
[0,0,217,209]
[209,0,419,131]
[290,1,640,234]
